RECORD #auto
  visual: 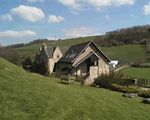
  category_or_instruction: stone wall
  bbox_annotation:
[89,44,109,75]
[53,46,63,63]
[76,61,87,76]
[48,58,54,73]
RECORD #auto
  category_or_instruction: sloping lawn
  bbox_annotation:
[0,57,150,120]
[100,45,146,62]
[121,67,150,79]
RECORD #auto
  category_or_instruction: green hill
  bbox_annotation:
[14,36,98,56]
[0,57,150,119]
[15,39,146,62]
[121,67,150,79]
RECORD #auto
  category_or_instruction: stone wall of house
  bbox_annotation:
[89,44,109,75]
[48,58,54,73]
[73,46,93,66]
[53,46,63,63]
[76,61,87,76]
[47,47,63,74]
[90,66,98,78]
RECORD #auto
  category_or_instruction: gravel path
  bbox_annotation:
[114,65,129,72]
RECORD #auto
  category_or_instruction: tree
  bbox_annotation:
[22,56,33,71]
[31,59,40,73]
[39,59,48,75]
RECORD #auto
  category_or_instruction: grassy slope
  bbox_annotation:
[100,45,146,62]
[0,57,150,120]
[121,67,150,79]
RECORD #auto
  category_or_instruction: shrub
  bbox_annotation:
[93,71,124,89]
[0,47,21,65]
[132,59,142,67]
[112,84,150,98]
[55,69,62,78]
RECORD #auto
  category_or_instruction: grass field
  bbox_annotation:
[121,67,150,79]
[0,57,150,120]
[100,45,146,62]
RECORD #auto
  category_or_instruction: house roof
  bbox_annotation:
[45,47,69,58]
[59,47,69,55]
[59,41,91,62]
[73,52,100,68]
[59,41,111,63]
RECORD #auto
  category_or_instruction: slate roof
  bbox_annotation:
[45,47,69,58]
[59,41,91,62]
[59,47,69,55]
[59,41,111,63]
[46,47,53,58]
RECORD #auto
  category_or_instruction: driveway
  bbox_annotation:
[114,65,129,72]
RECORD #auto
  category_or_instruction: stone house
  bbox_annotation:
[37,41,111,84]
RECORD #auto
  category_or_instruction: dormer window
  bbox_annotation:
[57,55,59,58]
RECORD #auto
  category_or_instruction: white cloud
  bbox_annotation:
[105,14,111,21]
[143,2,150,15]
[10,5,45,22]
[0,30,36,38]
[27,0,44,3]
[0,14,13,21]
[58,0,82,10]
[114,0,135,7]
[48,15,65,23]
[58,0,135,11]
[62,27,100,38]
[70,10,79,15]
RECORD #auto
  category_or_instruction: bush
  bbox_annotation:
[0,47,21,65]
[93,71,124,89]
[112,84,150,98]
[132,59,142,67]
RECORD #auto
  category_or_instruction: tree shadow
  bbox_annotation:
[57,81,75,85]
[57,81,69,85]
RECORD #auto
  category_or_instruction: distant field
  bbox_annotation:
[121,67,150,79]
[1,57,150,120]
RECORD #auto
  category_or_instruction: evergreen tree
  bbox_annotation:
[31,59,40,73]
[22,56,32,71]
[39,59,48,75]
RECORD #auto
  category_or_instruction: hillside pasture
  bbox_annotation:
[0,57,150,119]
[121,67,150,79]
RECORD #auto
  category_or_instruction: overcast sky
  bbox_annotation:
[1,0,150,45]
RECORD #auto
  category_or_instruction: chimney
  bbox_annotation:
[43,43,47,49]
